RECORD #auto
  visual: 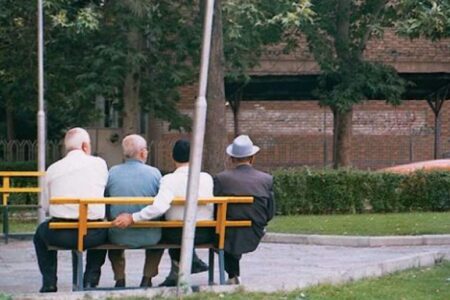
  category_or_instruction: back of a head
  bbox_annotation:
[172,139,190,163]
[122,134,147,159]
[64,128,90,152]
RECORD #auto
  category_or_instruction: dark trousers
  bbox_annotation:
[33,220,107,287]
[224,251,242,278]
[107,249,162,280]
[162,227,214,261]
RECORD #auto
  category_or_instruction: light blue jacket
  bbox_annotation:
[106,159,162,248]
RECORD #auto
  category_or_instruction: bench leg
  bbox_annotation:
[208,248,215,285]
[218,249,225,285]
[3,206,9,244]
[71,250,84,291]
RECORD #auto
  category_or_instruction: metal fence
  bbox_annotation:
[0,140,61,164]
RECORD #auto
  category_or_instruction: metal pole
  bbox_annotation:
[177,0,215,295]
[37,0,47,223]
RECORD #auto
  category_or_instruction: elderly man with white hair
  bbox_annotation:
[101,134,162,288]
[33,127,109,293]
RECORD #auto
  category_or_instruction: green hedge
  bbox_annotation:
[0,161,38,171]
[273,168,450,215]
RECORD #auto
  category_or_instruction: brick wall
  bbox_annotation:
[253,29,450,75]
[151,31,450,172]
[151,85,448,172]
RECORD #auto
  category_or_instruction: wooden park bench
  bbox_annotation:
[0,171,44,243]
[48,196,253,291]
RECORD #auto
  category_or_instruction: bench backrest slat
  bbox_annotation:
[50,196,253,205]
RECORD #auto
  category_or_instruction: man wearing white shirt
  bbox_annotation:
[113,139,214,286]
[33,128,108,293]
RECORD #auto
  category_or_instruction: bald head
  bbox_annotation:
[122,134,148,161]
[64,127,91,154]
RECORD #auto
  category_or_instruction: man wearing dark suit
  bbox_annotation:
[213,135,275,284]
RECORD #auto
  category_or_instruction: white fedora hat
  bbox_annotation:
[226,135,260,158]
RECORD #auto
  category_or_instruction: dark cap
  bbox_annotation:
[172,139,190,163]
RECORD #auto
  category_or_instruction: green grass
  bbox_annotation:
[2,212,450,236]
[114,262,450,300]
[0,219,37,233]
[267,212,450,235]
[294,262,450,300]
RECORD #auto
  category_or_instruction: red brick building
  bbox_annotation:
[150,30,450,172]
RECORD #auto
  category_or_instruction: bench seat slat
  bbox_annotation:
[0,187,41,193]
[49,220,251,230]
[0,171,44,177]
[48,243,216,251]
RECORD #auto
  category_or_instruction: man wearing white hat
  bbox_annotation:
[213,135,275,284]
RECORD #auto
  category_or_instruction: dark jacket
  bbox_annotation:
[213,164,275,255]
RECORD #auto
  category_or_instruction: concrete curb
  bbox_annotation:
[11,251,450,298]
[309,251,450,291]
[12,284,241,300]
[4,232,450,247]
[242,251,450,292]
[263,233,450,247]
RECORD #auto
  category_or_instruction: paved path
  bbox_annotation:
[1,239,450,299]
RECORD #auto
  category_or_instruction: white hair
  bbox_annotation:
[64,127,90,152]
[122,134,147,159]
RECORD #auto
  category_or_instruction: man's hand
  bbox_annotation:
[112,213,134,229]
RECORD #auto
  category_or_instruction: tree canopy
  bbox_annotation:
[395,0,450,39]
[1,0,199,139]
[273,0,408,167]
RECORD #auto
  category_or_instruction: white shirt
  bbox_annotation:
[46,150,108,220]
[132,166,214,222]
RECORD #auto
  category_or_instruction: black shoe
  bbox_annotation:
[191,258,208,274]
[83,281,98,289]
[140,276,152,288]
[39,285,57,293]
[158,277,177,287]
[115,278,125,288]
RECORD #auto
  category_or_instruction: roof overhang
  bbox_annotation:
[226,73,450,101]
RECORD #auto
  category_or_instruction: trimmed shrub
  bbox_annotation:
[273,168,450,215]
[0,161,38,171]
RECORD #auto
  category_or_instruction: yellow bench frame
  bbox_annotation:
[49,196,253,290]
[0,172,44,243]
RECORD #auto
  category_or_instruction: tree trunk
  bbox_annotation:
[6,98,15,140]
[232,107,240,137]
[122,29,141,135]
[332,107,353,168]
[146,112,163,166]
[228,85,243,137]
[203,0,227,175]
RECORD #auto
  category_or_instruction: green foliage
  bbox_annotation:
[223,0,313,83]
[272,0,408,112]
[273,168,450,215]
[395,0,450,40]
[0,293,12,300]
[1,0,200,139]
[0,161,38,171]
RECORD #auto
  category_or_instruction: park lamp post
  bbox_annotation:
[177,0,215,295]
[37,0,47,223]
